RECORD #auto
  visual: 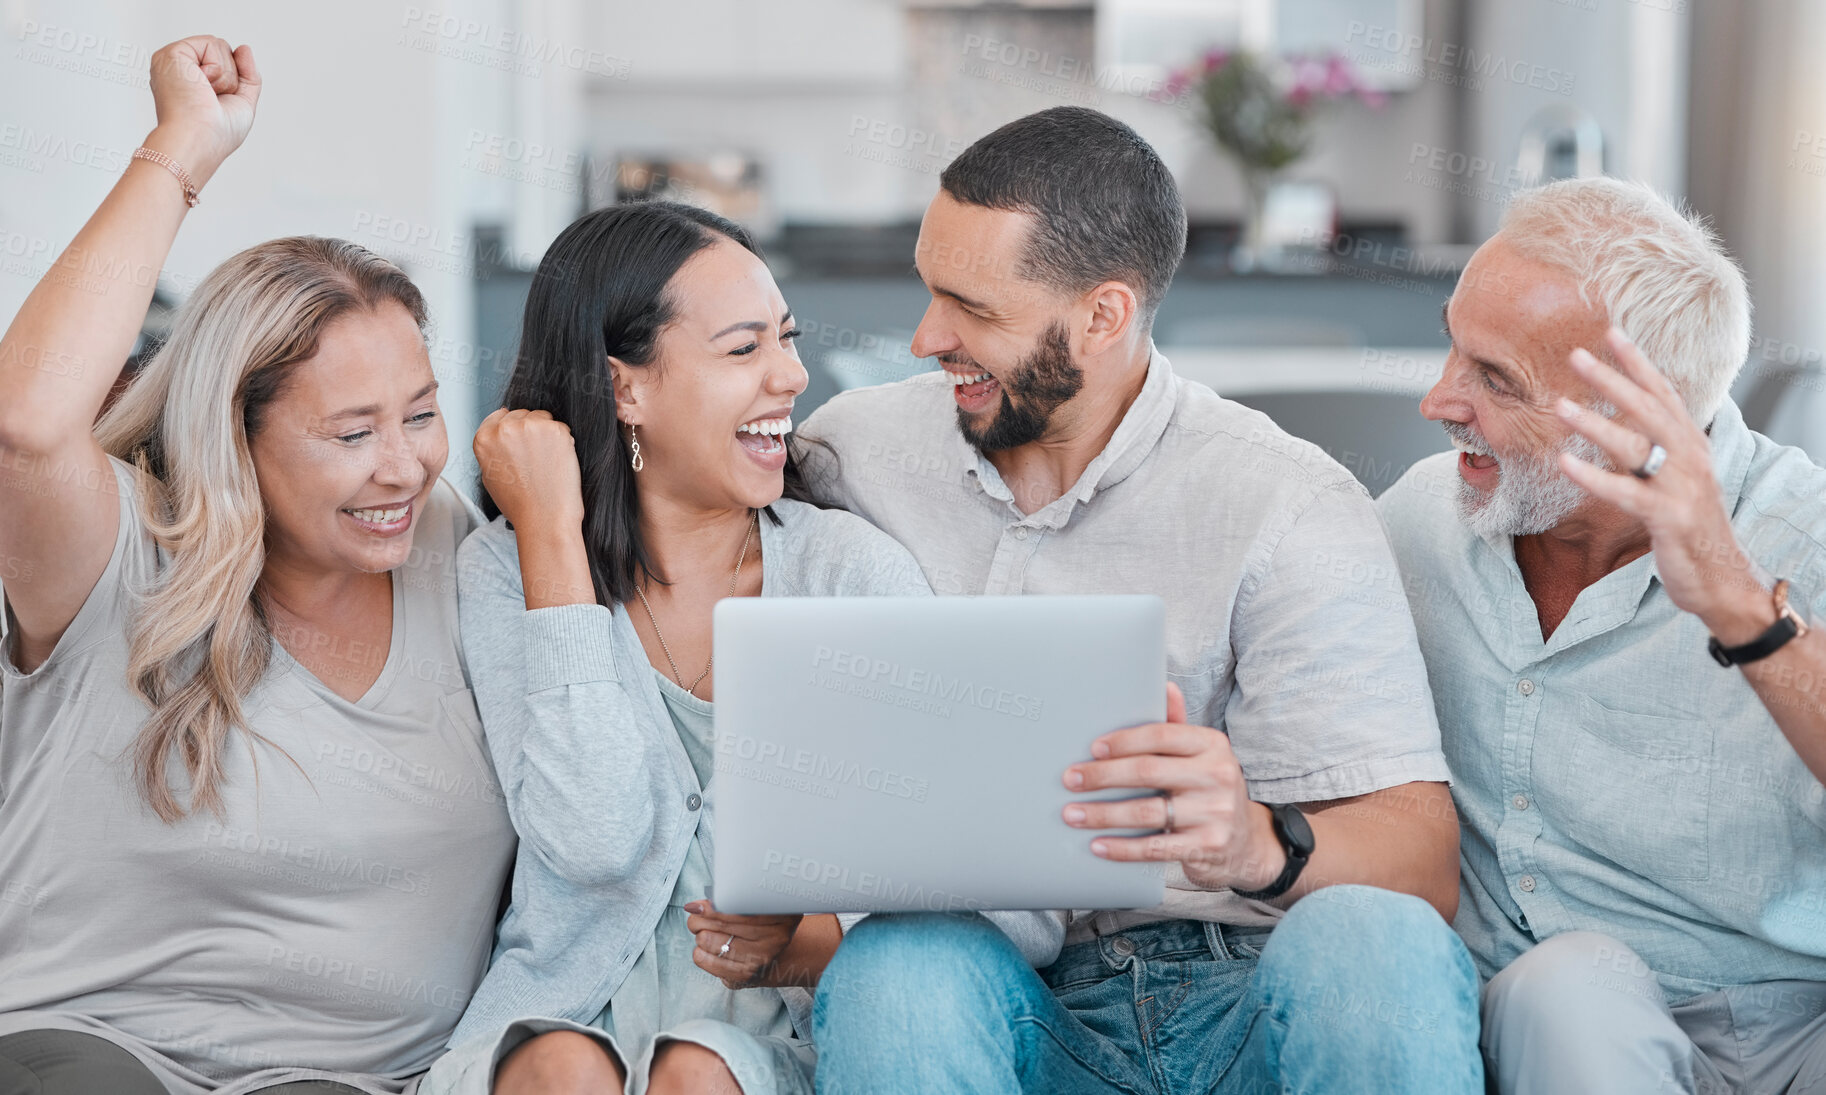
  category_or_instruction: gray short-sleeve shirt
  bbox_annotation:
[0,457,516,1094]
[798,347,1451,931]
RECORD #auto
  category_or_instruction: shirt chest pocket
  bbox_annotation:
[1540,693,1714,884]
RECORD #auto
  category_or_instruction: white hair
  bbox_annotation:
[1498,176,1751,425]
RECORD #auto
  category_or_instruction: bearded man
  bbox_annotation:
[1378,176,1826,1094]
[796,106,1484,1095]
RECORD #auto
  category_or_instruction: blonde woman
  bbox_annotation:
[0,36,513,1095]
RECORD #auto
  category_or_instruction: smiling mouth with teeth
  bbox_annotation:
[343,503,411,524]
[949,371,993,386]
[1449,435,1499,471]
[737,415,793,455]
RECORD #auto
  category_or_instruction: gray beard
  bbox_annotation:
[1446,419,1614,539]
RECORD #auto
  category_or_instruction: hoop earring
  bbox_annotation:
[629,425,645,472]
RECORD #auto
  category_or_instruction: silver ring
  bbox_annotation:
[1632,442,1668,479]
[717,934,733,958]
[1160,791,1176,833]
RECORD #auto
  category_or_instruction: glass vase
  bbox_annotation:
[1232,163,1278,273]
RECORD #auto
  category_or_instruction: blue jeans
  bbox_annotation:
[812,885,1484,1095]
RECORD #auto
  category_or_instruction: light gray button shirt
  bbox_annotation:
[1377,397,1826,1002]
[799,347,1452,933]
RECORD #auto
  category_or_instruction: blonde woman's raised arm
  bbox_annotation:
[0,36,258,670]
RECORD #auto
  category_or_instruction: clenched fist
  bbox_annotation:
[474,407,586,532]
[144,36,261,192]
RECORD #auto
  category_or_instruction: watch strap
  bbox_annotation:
[1709,579,1807,667]
[1233,803,1311,901]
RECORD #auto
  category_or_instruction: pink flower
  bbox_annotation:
[1284,56,1325,106]
[1323,54,1354,95]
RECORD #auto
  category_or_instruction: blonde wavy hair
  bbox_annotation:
[93,236,426,822]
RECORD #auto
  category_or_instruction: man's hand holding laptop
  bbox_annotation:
[1061,683,1287,896]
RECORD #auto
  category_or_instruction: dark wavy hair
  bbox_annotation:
[480,200,817,605]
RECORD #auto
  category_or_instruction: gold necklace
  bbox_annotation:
[634,511,757,697]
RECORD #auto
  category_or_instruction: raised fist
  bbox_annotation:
[474,408,587,532]
[146,36,261,188]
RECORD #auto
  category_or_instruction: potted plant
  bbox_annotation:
[1168,49,1385,270]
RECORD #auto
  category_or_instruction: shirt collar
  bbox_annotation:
[1705,397,1757,518]
[964,344,1180,526]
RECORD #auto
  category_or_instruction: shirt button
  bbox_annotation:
[1111,936,1135,957]
[685,793,702,811]
[1517,679,1536,696]
[1014,527,1029,541]
[1512,794,1529,811]
[1518,874,1536,893]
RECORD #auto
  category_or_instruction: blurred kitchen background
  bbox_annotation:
[3,0,1823,495]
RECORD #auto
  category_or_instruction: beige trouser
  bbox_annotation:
[1481,932,1826,1095]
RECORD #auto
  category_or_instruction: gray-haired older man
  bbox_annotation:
[1378,176,1826,1094]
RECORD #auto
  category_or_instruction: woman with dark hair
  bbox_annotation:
[420,202,1064,1095]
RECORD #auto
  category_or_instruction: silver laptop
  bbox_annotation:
[710,595,1167,914]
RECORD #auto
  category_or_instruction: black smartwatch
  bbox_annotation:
[1233,802,1314,901]
[1708,578,1810,667]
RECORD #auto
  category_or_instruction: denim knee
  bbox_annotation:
[1247,885,1483,1091]
[816,912,1033,1026]
[1265,885,1467,976]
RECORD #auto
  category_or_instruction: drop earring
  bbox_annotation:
[629,425,644,472]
